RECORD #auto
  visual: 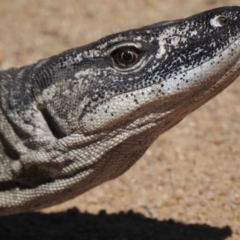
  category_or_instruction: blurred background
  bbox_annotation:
[0,1,240,240]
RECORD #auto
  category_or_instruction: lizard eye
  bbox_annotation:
[111,46,141,68]
[210,15,228,27]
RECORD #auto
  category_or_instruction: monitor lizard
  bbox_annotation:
[1,6,240,215]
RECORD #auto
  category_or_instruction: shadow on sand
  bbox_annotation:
[0,208,231,240]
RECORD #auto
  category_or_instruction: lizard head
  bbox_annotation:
[72,6,240,135]
[34,7,240,139]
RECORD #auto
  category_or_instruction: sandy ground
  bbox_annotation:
[0,0,240,239]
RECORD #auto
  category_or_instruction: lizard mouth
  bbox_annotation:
[145,48,240,128]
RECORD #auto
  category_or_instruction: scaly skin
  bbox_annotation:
[1,6,240,215]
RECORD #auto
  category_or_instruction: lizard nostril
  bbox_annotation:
[217,16,228,25]
[210,15,228,27]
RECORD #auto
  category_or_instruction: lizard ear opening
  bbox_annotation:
[37,105,66,139]
[0,132,20,160]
